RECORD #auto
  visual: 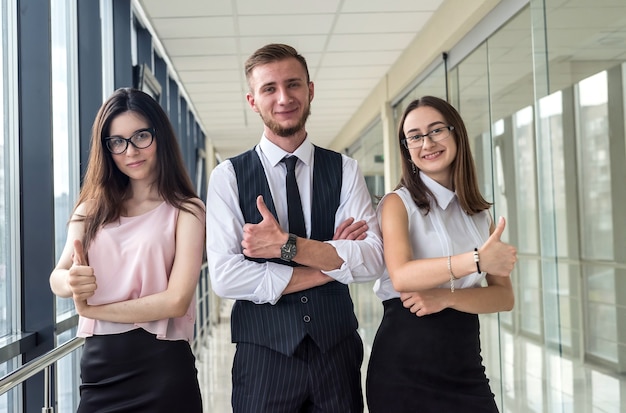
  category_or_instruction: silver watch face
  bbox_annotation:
[281,243,297,260]
[281,235,297,261]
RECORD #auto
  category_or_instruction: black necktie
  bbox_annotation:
[282,156,306,238]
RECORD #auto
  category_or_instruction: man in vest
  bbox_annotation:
[206,43,384,412]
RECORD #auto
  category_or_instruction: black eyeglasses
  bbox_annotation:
[402,125,454,149]
[104,128,155,154]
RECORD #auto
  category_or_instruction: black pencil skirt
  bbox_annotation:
[78,328,202,413]
[366,298,498,413]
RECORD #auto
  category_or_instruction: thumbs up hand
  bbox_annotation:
[478,216,517,277]
[72,238,88,266]
[242,195,286,259]
[68,239,97,302]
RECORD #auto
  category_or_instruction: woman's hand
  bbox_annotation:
[400,290,449,317]
[68,240,97,309]
[479,216,517,277]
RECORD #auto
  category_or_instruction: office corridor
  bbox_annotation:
[195,282,626,413]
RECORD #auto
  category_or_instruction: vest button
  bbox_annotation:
[303,315,311,323]
[300,296,308,303]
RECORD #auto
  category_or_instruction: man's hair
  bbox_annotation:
[244,43,310,88]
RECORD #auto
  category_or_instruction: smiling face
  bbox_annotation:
[107,111,158,183]
[403,105,457,189]
[246,57,314,150]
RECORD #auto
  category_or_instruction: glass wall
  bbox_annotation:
[1,0,20,410]
[394,59,447,127]
[51,2,81,411]
[535,0,626,381]
[334,1,626,410]
[0,0,19,343]
[444,1,626,411]
[0,0,9,339]
[347,119,385,205]
[52,0,79,322]
[0,1,208,410]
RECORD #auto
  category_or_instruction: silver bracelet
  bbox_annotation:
[447,255,457,293]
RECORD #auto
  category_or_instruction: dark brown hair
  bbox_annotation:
[244,43,310,89]
[74,87,199,248]
[397,96,491,215]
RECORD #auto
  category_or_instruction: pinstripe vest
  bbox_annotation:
[229,146,358,356]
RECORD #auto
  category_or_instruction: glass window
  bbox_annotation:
[51,0,79,319]
[56,329,81,413]
[534,0,626,374]
[394,59,447,120]
[576,71,613,261]
[585,264,617,363]
[51,2,81,411]
[1,0,18,339]
[0,357,20,412]
[513,106,538,254]
[448,44,494,202]
[346,119,384,205]
[519,259,542,337]
[0,0,8,338]
[537,91,569,258]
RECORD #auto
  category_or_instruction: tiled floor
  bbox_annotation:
[196,282,626,413]
[196,299,236,413]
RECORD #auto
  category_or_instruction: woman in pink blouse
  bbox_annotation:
[49,88,205,412]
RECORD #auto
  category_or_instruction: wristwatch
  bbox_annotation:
[280,233,298,261]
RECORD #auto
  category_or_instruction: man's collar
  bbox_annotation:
[259,134,314,167]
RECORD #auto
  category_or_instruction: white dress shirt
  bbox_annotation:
[374,172,491,301]
[206,135,384,304]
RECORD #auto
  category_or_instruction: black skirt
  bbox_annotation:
[366,298,498,413]
[78,328,202,413]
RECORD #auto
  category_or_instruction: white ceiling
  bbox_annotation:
[135,0,445,159]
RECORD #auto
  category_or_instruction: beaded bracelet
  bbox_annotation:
[473,248,481,273]
[447,255,457,293]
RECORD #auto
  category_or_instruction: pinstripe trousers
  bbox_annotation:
[232,332,364,413]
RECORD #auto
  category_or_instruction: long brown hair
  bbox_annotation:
[74,87,199,248]
[397,96,491,215]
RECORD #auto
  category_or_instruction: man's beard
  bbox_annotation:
[261,104,311,137]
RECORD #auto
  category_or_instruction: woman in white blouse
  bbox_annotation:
[366,96,517,413]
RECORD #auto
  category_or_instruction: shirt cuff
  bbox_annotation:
[252,262,293,305]
[321,240,359,284]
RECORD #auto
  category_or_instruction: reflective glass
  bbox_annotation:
[0,358,20,412]
[51,0,78,317]
[0,0,8,338]
[394,59,447,122]
[576,71,613,261]
[537,91,570,258]
[0,0,18,340]
[346,120,384,206]
[56,328,81,413]
[513,106,538,254]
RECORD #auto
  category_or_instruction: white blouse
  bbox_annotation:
[373,172,491,301]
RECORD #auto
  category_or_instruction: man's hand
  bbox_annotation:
[333,217,368,240]
[242,195,287,259]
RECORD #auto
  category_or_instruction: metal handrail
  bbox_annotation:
[0,337,85,396]
[0,262,212,409]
